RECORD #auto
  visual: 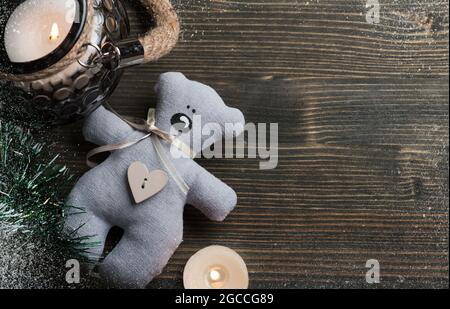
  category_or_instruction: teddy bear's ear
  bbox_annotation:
[154,72,187,95]
[83,105,134,146]
[224,107,246,138]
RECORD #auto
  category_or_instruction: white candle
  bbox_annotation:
[4,0,77,63]
[184,246,249,289]
[14,9,105,95]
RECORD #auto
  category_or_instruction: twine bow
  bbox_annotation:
[86,107,195,168]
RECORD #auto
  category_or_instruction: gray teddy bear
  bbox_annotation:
[65,72,245,288]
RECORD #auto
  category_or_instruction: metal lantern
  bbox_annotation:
[0,0,180,123]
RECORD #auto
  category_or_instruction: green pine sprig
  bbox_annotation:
[0,121,97,262]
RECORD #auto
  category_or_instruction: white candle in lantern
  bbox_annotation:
[4,0,77,63]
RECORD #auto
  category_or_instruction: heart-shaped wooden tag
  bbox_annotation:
[127,161,168,204]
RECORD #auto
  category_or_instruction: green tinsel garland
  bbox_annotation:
[0,121,98,288]
[0,81,48,129]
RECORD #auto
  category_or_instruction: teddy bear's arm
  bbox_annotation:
[83,105,136,146]
[187,165,238,222]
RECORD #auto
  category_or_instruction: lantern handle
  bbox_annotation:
[102,0,180,69]
[137,0,180,63]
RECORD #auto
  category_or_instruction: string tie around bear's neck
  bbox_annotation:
[86,105,196,169]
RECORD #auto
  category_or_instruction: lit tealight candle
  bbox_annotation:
[4,0,77,63]
[184,246,249,289]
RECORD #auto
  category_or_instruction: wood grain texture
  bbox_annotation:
[53,0,449,288]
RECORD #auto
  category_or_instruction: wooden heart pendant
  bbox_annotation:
[127,161,168,204]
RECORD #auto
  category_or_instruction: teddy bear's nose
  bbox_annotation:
[171,113,193,134]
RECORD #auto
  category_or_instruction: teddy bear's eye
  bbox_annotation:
[171,113,193,134]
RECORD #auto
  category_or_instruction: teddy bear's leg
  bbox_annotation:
[65,211,111,261]
[99,227,182,288]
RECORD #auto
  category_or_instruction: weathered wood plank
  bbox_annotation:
[51,0,448,288]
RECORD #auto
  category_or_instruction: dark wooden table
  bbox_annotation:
[55,0,449,288]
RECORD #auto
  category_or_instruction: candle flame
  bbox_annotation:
[49,23,59,41]
[207,266,227,289]
[210,270,222,282]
